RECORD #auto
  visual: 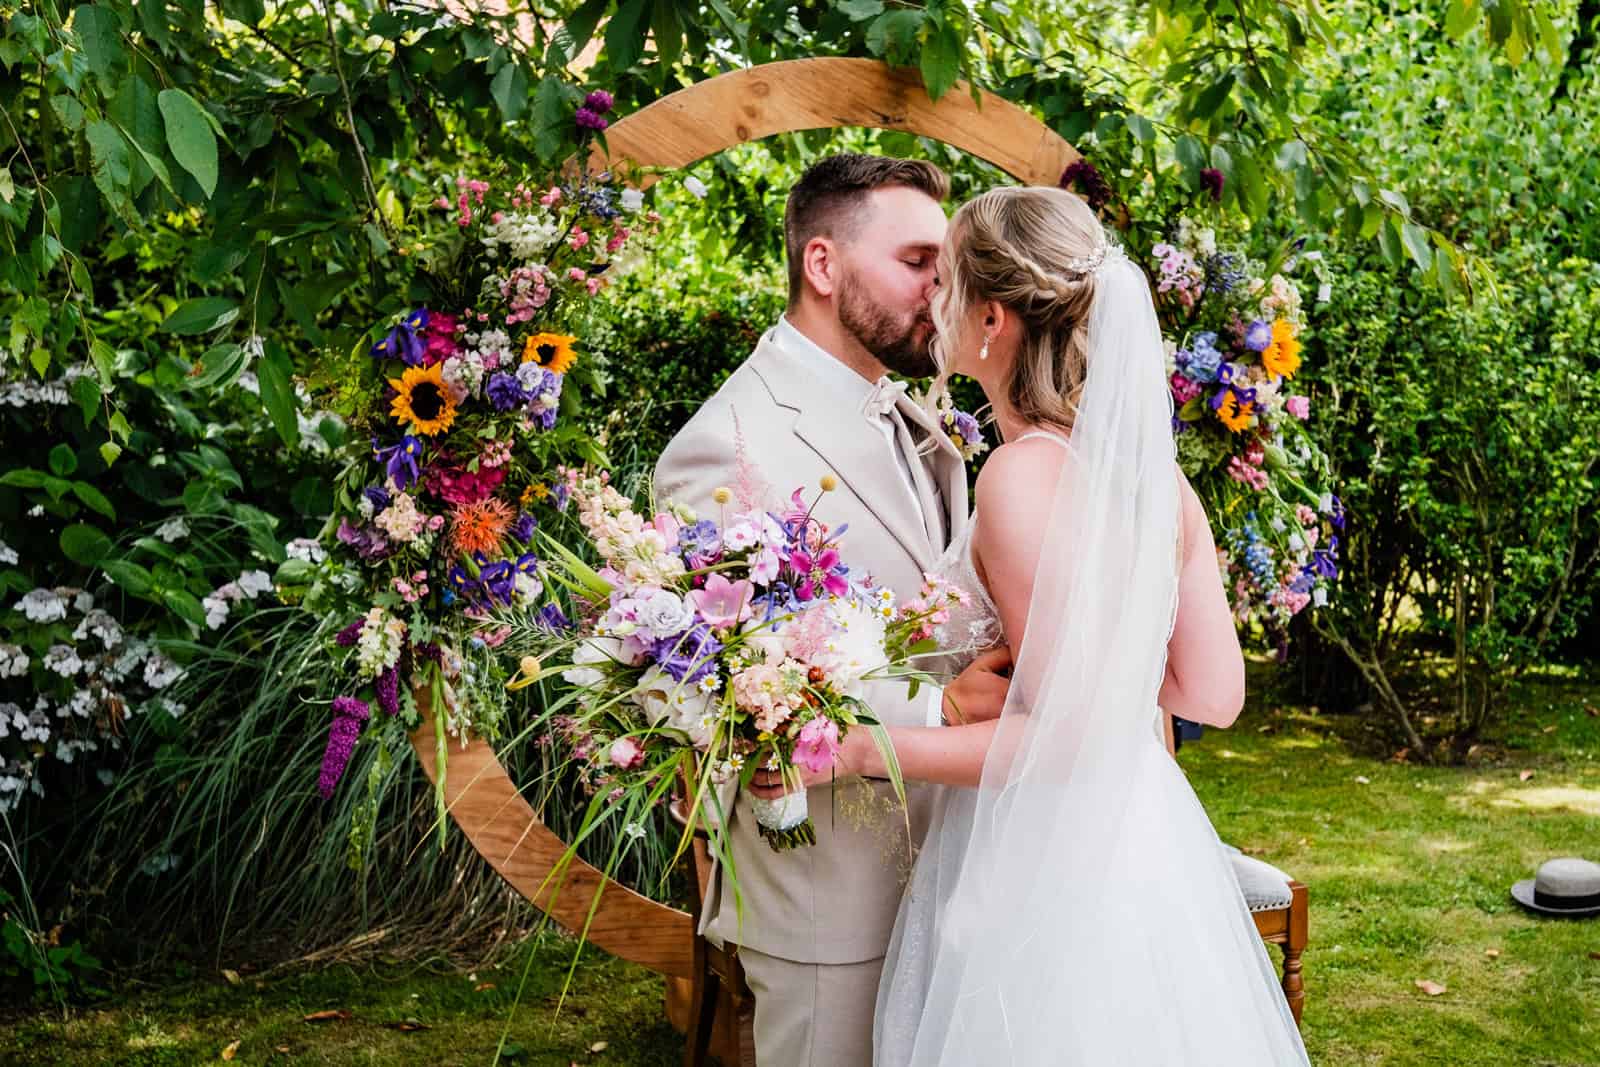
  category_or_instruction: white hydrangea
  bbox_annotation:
[42,644,83,677]
[72,609,123,649]
[237,570,274,598]
[143,653,183,690]
[154,516,190,543]
[0,539,16,565]
[286,538,326,564]
[17,588,68,623]
[0,644,28,678]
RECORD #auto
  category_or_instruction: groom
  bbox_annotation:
[655,154,1012,1066]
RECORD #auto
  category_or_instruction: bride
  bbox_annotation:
[757,185,1312,1064]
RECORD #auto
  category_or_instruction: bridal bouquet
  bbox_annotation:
[1152,218,1343,647]
[309,161,665,827]
[499,469,965,853]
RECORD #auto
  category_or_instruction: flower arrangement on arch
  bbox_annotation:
[1152,217,1343,648]
[309,153,671,819]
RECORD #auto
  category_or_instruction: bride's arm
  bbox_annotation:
[1156,471,1245,726]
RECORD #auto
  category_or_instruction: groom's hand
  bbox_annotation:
[941,646,1013,724]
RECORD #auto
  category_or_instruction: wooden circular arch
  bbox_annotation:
[411,57,1080,979]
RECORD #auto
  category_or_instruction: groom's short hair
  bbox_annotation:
[784,154,949,304]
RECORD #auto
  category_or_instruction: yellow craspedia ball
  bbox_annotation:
[519,655,541,677]
[712,487,733,505]
[820,474,838,492]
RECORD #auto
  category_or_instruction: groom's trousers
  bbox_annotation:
[738,947,883,1066]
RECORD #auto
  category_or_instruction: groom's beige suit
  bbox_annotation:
[655,318,969,1066]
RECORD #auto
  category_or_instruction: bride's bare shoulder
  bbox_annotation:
[972,435,1069,546]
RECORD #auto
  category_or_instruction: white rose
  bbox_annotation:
[637,589,694,639]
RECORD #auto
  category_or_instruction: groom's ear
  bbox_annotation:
[802,236,840,299]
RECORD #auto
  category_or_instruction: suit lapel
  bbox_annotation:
[749,335,939,571]
[899,393,971,544]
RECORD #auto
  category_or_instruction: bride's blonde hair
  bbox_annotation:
[930,186,1107,434]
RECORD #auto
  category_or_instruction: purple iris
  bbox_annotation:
[370,309,430,365]
[373,435,423,490]
[514,551,539,576]
[1244,320,1272,352]
[363,485,391,513]
[1216,361,1238,385]
[652,623,722,683]
[485,371,528,412]
[551,482,571,512]
[536,604,572,632]
[479,560,516,606]
[510,513,538,545]
[1325,495,1347,530]
[447,565,480,602]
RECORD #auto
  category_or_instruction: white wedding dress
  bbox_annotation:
[874,249,1311,1065]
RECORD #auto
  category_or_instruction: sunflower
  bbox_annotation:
[522,332,577,375]
[1217,390,1256,433]
[449,497,515,557]
[1260,319,1302,380]
[388,364,457,436]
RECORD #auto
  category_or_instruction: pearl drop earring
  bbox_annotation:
[978,336,991,361]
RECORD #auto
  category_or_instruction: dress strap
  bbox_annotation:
[1014,429,1071,450]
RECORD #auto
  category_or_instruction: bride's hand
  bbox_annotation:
[940,646,1013,724]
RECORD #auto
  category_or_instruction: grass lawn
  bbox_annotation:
[4,666,1598,1065]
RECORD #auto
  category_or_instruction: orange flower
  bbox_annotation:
[521,332,577,375]
[1261,319,1302,380]
[1217,391,1256,433]
[449,497,515,556]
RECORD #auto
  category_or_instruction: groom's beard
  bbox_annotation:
[838,273,937,379]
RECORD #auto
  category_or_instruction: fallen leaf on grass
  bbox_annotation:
[1414,979,1447,996]
[1391,748,1410,763]
[302,1009,353,1023]
[1485,949,1501,959]
[382,1019,430,1032]
[474,981,497,992]
[1585,705,1598,718]
[221,1040,240,1060]
[221,969,241,986]
[589,1042,609,1053]
[275,1049,289,1055]
[1519,770,1536,782]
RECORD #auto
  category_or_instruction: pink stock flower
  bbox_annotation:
[687,573,754,629]
[793,717,841,775]
[1285,395,1311,420]
[609,736,645,770]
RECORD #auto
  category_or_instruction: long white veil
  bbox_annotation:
[876,242,1310,1064]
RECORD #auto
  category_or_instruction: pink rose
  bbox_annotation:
[609,736,645,770]
[793,718,841,775]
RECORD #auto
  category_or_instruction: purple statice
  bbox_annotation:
[318,696,370,799]
[373,435,423,489]
[1205,253,1248,296]
[336,518,391,561]
[510,512,537,544]
[1243,319,1272,353]
[375,665,400,716]
[1060,159,1113,211]
[575,107,608,132]
[370,309,429,365]
[652,623,722,684]
[1200,167,1225,203]
[485,371,527,412]
[535,604,572,632]
[334,618,364,647]
[479,560,515,606]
